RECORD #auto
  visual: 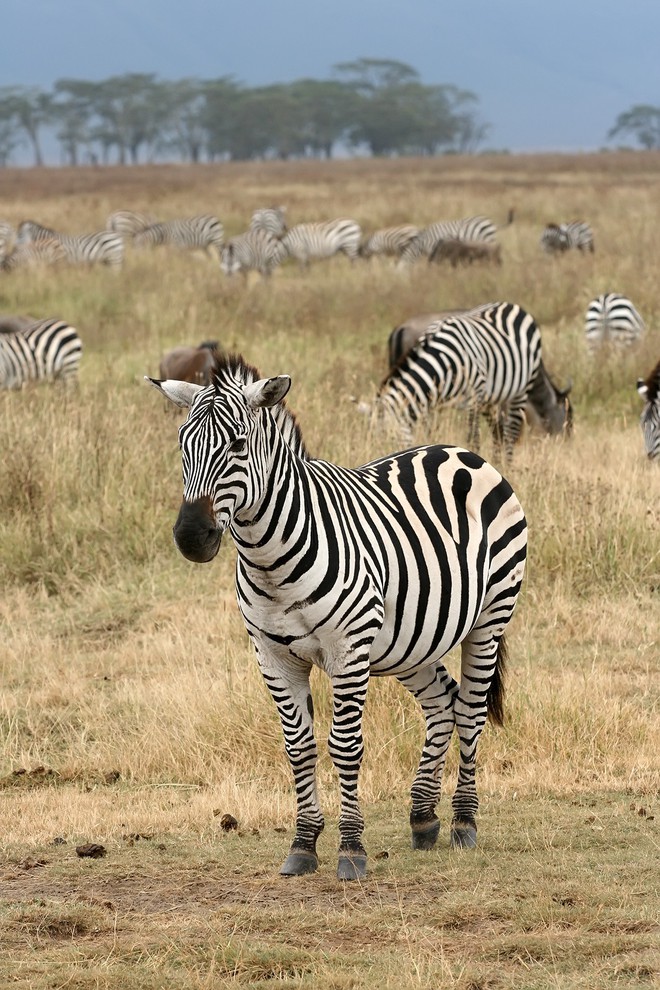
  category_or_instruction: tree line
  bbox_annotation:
[0,59,490,167]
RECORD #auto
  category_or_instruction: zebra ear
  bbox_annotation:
[145,376,204,408]
[243,375,291,409]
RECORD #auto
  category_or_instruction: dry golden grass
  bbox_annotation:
[0,154,658,989]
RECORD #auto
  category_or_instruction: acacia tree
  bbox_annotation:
[608,105,660,149]
[0,86,52,166]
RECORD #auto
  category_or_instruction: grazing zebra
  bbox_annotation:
[16,220,124,269]
[585,293,645,350]
[133,215,224,261]
[280,218,362,266]
[0,318,82,389]
[147,354,527,880]
[1,237,67,272]
[541,221,594,254]
[220,228,288,278]
[369,302,551,462]
[106,209,156,238]
[637,360,660,461]
[399,216,497,265]
[250,207,287,238]
[359,224,420,259]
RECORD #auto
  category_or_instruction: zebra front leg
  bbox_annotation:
[451,632,504,849]
[257,654,324,875]
[398,663,458,850]
[329,658,371,880]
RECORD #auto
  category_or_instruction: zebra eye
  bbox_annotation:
[229,437,247,454]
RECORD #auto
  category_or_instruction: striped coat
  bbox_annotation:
[0,319,82,389]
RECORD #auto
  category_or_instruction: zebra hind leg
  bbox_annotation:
[398,663,458,850]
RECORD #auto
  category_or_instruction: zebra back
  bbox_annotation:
[221,228,288,277]
[360,224,420,259]
[0,319,82,389]
[134,215,224,256]
[280,218,362,263]
[16,220,123,268]
[250,207,287,238]
[585,293,645,349]
[106,210,156,237]
[400,215,497,263]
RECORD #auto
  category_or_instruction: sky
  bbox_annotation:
[3,0,660,158]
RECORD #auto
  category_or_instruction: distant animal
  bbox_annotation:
[250,207,287,238]
[280,218,362,266]
[0,221,16,261]
[388,310,469,369]
[429,238,502,267]
[159,341,221,385]
[16,220,124,268]
[0,314,39,333]
[147,353,527,880]
[133,215,224,261]
[220,228,288,278]
[368,301,560,463]
[106,210,157,238]
[399,216,498,265]
[0,318,82,389]
[1,238,67,272]
[637,360,660,461]
[540,221,594,254]
[585,293,645,350]
[359,224,420,259]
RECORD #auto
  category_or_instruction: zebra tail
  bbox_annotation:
[486,634,507,726]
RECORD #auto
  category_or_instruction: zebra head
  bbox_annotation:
[146,372,291,561]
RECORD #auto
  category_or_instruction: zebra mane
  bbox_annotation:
[210,352,310,460]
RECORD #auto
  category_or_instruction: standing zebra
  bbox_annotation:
[220,228,288,278]
[133,215,224,261]
[585,293,645,350]
[16,220,124,269]
[368,302,549,462]
[359,224,421,259]
[280,218,362,266]
[540,221,594,254]
[106,210,157,238]
[147,354,527,880]
[250,207,287,238]
[637,361,660,461]
[399,216,497,265]
[0,318,82,389]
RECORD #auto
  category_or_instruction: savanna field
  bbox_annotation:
[0,153,658,989]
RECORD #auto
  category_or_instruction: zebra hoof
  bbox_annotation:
[337,853,368,881]
[411,818,441,850]
[450,823,477,849]
[279,851,319,876]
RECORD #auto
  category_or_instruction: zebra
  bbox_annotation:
[250,207,287,238]
[1,237,67,272]
[133,215,224,261]
[16,220,124,269]
[359,224,420,259]
[585,293,645,350]
[540,221,594,254]
[280,218,362,267]
[0,220,15,262]
[637,360,660,461]
[368,301,551,462]
[0,318,82,389]
[399,216,498,265]
[220,228,288,278]
[106,209,157,238]
[147,353,527,880]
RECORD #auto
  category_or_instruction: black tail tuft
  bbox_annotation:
[487,635,508,727]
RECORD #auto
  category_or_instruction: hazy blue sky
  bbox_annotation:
[3,0,659,155]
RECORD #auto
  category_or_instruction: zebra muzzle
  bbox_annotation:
[173,496,222,563]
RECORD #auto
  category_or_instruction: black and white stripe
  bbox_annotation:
[220,228,288,277]
[541,221,594,254]
[148,354,527,880]
[280,218,362,266]
[637,361,660,461]
[360,224,420,259]
[106,210,156,238]
[250,207,287,238]
[0,318,82,389]
[372,302,552,461]
[399,216,497,264]
[585,293,645,350]
[1,238,67,271]
[133,215,224,260]
[16,220,124,268]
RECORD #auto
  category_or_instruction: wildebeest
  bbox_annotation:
[0,314,39,333]
[159,341,221,385]
[429,238,502,267]
[388,310,471,370]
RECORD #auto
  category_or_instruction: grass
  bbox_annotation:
[0,152,658,988]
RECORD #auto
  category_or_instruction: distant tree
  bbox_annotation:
[158,78,207,163]
[608,105,660,149]
[0,86,52,166]
[0,121,22,167]
[200,77,242,160]
[287,79,357,158]
[334,58,419,93]
[52,79,96,165]
[88,74,165,164]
